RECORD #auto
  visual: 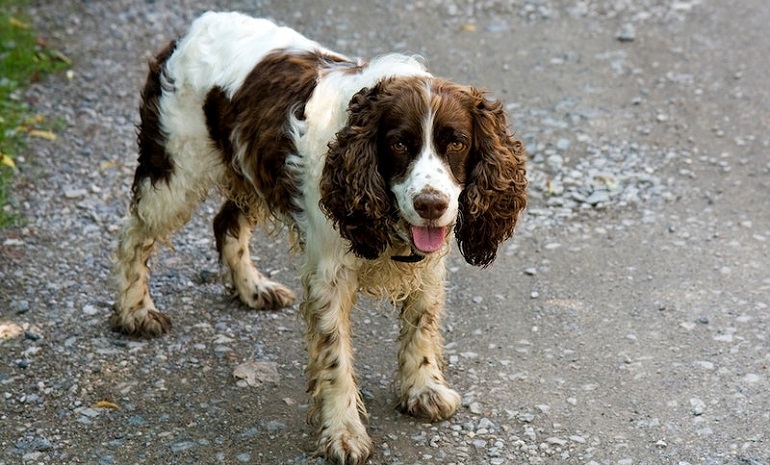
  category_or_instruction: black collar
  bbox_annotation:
[391,252,425,263]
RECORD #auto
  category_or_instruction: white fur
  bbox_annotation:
[391,110,463,228]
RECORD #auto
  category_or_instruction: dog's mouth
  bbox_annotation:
[409,225,449,254]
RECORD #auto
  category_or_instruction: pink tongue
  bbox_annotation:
[410,226,448,253]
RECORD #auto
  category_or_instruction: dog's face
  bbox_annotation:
[321,76,527,266]
[377,79,473,254]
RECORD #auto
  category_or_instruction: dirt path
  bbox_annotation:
[2,1,769,464]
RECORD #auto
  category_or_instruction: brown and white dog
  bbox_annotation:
[111,11,526,464]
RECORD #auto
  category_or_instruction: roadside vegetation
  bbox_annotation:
[0,0,69,227]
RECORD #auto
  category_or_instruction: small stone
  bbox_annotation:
[523,267,537,276]
[170,441,196,453]
[266,420,286,432]
[617,24,636,42]
[236,453,251,463]
[530,291,539,299]
[477,417,496,431]
[545,437,567,446]
[546,154,564,172]
[15,300,30,314]
[469,402,482,414]
[689,397,706,415]
[585,190,611,205]
[64,187,88,199]
[82,304,99,315]
[742,373,760,383]
[517,412,535,423]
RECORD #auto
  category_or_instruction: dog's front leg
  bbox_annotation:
[397,260,461,420]
[301,265,372,465]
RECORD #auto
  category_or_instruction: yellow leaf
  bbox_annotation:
[28,129,57,141]
[9,17,29,29]
[25,114,46,125]
[53,50,73,65]
[93,400,120,409]
[1,154,15,168]
[100,160,116,170]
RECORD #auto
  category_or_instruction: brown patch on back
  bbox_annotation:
[205,50,356,215]
[132,40,178,202]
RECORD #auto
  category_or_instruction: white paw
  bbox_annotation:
[318,423,373,465]
[236,278,296,310]
[399,383,461,421]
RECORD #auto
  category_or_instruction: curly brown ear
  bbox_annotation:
[320,83,395,259]
[456,89,528,267]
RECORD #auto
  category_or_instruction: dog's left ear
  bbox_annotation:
[455,88,527,267]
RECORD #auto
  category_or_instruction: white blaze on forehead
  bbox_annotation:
[391,94,463,228]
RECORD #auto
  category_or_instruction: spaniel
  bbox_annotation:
[111,11,527,464]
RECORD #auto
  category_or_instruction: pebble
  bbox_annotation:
[170,441,196,453]
[689,397,706,416]
[617,24,637,42]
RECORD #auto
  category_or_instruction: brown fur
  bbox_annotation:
[206,50,356,216]
[320,80,399,260]
[456,88,528,267]
[132,40,178,202]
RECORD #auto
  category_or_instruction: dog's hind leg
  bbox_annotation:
[213,199,297,310]
[111,169,212,337]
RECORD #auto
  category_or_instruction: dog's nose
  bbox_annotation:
[413,191,449,220]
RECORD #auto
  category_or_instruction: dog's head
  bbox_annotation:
[320,76,527,267]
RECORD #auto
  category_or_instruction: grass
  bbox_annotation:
[0,0,69,227]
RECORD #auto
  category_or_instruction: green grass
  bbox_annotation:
[0,0,69,227]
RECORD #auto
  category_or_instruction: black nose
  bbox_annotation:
[413,191,449,220]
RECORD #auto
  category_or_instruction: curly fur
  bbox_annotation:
[456,89,528,267]
[320,83,398,260]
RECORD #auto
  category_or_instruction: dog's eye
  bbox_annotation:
[391,141,408,154]
[448,141,466,152]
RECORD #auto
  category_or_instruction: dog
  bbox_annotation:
[111,11,527,464]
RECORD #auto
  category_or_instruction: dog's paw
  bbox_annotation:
[398,383,461,421]
[318,425,373,465]
[109,305,171,338]
[238,280,297,310]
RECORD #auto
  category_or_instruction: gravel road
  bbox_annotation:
[2,0,769,464]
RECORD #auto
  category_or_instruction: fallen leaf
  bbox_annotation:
[53,50,73,65]
[9,17,29,29]
[100,160,116,170]
[0,321,24,340]
[93,400,120,409]
[28,129,57,141]
[1,154,15,168]
[233,360,280,387]
[460,24,477,32]
[25,114,46,125]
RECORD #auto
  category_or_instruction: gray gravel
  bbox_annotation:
[2,0,770,464]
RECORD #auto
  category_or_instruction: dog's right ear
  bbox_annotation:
[320,81,396,260]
